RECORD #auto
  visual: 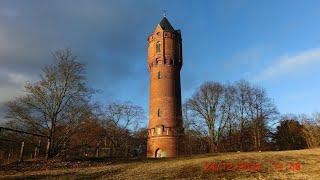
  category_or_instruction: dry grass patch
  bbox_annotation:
[1,148,319,179]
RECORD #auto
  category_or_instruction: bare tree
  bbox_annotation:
[219,84,237,152]
[300,113,320,148]
[186,82,224,152]
[185,80,278,153]
[102,102,145,157]
[182,103,209,154]
[247,86,277,151]
[6,48,93,159]
[233,80,252,151]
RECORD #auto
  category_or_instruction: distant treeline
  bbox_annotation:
[0,48,319,163]
[182,81,320,154]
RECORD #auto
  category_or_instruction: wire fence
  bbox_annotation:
[0,127,48,164]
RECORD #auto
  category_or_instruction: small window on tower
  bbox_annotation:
[156,41,161,53]
[157,108,161,117]
[158,72,161,79]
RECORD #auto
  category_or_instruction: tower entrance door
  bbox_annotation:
[155,148,161,158]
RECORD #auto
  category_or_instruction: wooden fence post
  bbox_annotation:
[95,143,100,158]
[19,141,25,162]
[37,139,41,159]
[34,145,38,159]
[62,141,66,160]
[7,149,11,164]
[45,138,50,160]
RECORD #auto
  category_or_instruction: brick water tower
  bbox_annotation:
[147,16,184,158]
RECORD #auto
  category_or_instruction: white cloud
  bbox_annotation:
[0,86,24,104]
[0,69,34,119]
[255,47,320,81]
[8,72,29,87]
[0,69,34,103]
[224,47,264,68]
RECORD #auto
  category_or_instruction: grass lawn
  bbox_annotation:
[1,148,319,179]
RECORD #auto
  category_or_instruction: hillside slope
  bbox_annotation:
[1,148,320,179]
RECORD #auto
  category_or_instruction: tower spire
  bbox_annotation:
[163,10,166,18]
[158,15,175,31]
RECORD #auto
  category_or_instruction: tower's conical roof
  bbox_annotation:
[159,17,175,31]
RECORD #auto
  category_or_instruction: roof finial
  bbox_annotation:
[163,10,166,18]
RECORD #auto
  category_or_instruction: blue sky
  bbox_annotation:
[0,0,320,124]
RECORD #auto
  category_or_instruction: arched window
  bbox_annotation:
[157,108,161,117]
[156,41,161,53]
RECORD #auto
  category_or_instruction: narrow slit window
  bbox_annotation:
[158,72,161,79]
[157,108,161,117]
[156,41,161,53]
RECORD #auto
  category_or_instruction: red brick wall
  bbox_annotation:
[147,137,178,158]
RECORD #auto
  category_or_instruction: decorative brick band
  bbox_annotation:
[148,58,182,70]
[147,125,184,137]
